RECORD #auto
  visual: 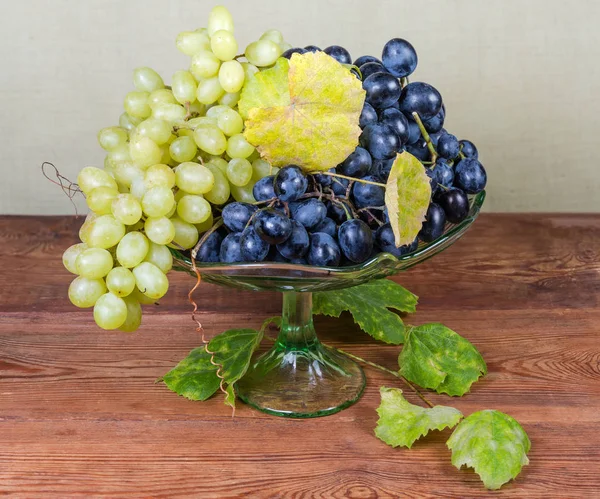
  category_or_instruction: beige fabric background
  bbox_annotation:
[2,0,598,214]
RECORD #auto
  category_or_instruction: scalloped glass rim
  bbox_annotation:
[170,190,486,292]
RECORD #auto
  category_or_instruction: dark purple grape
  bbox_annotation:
[363,72,401,109]
[359,102,378,128]
[307,233,341,266]
[359,62,388,80]
[274,165,307,202]
[323,45,352,64]
[338,219,373,263]
[454,158,487,194]
[352,176,385,209]
[240,226,270,262]
[290,198,327,230]
[381,38,418,78]
[437,188,469,223]
[339,147,372,177]
[304,45,321,53]
[379,108,410,145]
[311,217,337,238]
[276,220,310,259]
[219,233,243,263]
[398,82,443,120]
[282,47,307,59]
[354,55,381,67]
[253,175,276,202]
[419,203,446,242]
[459,140,478,159]
[222,202,257,232]
[437,132,460,160]
[361,123,400,160]
[254,208,293,244]
[375,223,418,257]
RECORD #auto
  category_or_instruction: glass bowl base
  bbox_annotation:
[236,342,366,418]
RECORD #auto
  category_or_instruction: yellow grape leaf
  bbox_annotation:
[239,51,365,172]
[385,151,432,247]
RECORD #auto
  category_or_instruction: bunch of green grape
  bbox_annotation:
[63,6,291,332]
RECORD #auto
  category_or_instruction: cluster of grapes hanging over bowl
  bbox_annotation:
[62,5,487,332]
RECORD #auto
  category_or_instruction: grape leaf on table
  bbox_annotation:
[313,279,418,344]
[447,410,531,490]
[162,328,263,407]
[161,346,220,401]
[375,387,463,448]
[385,151,432,247]
[399,323,487,396]
[238,51,365,172]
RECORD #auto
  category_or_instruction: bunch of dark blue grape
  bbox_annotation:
[195,38,487,267]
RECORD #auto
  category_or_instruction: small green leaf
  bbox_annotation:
[375,387,462,448]
[385,151,432,247]
[447,410,531,490]
[208,328,264,408]
[163,328,264,408]
[314,279,418,344]
[399,323,486,396]
[162,346,220,401]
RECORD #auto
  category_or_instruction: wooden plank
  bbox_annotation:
[0,214,599,497]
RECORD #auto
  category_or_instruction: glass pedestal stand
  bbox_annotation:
[236,291,366,418]
[170,191,486,418]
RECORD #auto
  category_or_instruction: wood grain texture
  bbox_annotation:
[0,214,599,498]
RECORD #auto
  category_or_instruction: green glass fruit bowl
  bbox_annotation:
[170,191,485,418]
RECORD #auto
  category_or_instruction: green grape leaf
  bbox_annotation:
[375,387,463,448]
[209,328,263,408]
[447,410,531,490]
[313,279,418,344]
[162,328,263,408]
[239,51,365,172]
[399,323,487,396]
[385,151,432,247]
[161,346,220,401]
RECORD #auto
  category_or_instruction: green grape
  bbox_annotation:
[176,30,210,56]
[169,217,199,249]
[141,185,175,218]
[136,118,172,145]
[111,193,143,225]
[132,262,169,300]
[129,176,146,201]
[176,194,211,224]
[205,105,229,119]
[151,103,186,123]
[188,101,206,116]
[244,40,281,67]
[78,213,96,244]
[63,242,88,274]
[217,107,243,136]
[230,181,257,203]
[190,51,221,80]
[247,148,261,163]
[114,161,144,188]
[204,163,230,205]
[78,166,118,196]
[169,136,197,163]
[279,41,293,52]
[131,287,157,305]
[193,124,227,155]
[68,276,107,308]
[172,70,198,105]
[175,162,215,194]
[226,133,255,158]
[119,296,142,332]
[124,91,152,118]
[94,292,128,330]
[148,89,178,108]
[107,144,132,165]
[208,5,234,35]
[187,116,217,127]
[165,201,177,218]
[119,113,142,132]
[226,158,252,187]
[260,29,284,44]
[144,216,175,245]
[145,164,175,189]
[87,186,119,215]
[241,62,259,80]
[159,143,172,165]
[219,91,240,107]
[144,242,173,273]
[117,231,150,268]
[87,215,126,249]
[206,157,229,175]
[76,248,113,279]
[133,67,165,93]
[97,127,128,151]
[106,266,136,297]
[195,211,214,234]
[129,136,163,169]
[210,30,238,61]
[251,159,273,182]
[196,77,225,105]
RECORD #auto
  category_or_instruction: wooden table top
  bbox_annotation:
[1,214,599,498]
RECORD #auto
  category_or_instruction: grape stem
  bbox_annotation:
[336,348,435,408]
[319,171,386,188]
[400,77,409,89]
[411,112,438,165]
